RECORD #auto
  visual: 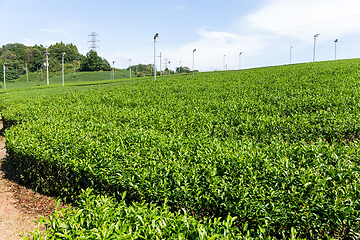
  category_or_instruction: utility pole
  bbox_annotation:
[334,39,339,60]
[223,55,226,70]
[44,48,50,85]
[158,53,162,75]
[290,46,293,65]
[313,33,320,63]
[3,62,6,90]
[128,59,131,78]
[26,63,29,82]
[193,49,196,75]
[154,33,159,80]
[113,61,116,80]
[62,52,66,86]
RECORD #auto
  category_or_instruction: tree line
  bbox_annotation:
[0,42,110,80]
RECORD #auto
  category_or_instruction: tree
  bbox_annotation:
[80,50,110,71]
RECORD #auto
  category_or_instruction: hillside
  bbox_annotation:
[1,69,134,90]
[0,59,360,239]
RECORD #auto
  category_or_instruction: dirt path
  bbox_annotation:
[0,116,57,239]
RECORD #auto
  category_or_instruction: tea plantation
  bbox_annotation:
[1,59,360,239]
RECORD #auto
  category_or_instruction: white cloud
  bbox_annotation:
[246,0,360,41]
[170,5,186,10]
[37,28,67,35]
[165,29,272,71]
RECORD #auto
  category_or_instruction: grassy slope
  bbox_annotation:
[0,69,134,90]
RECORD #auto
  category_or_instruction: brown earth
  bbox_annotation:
[0,115,58,239]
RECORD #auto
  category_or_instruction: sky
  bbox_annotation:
[1,0,360,71]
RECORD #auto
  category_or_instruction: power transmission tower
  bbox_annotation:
[88,32,100,52]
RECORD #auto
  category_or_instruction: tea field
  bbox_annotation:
[1,59,360,239]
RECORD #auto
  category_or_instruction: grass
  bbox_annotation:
[0,68,134,90]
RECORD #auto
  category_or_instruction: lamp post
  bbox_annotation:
[154,33,159,80]
[179,61,181,74]
[313,33,320,63]
[239,52,242,69]
[62,52,66,86]
[193,49,196,75]
[3,62,6,90]
[168,61,171,75]
[334,39,339,60]
[290,46,293,65]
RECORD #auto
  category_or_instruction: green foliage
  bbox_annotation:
[2,59,360,239]
[28,189,255,239]
[80,50,111,71]
[176,66,191,73]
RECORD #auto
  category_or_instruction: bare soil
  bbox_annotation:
[0,115,58,239]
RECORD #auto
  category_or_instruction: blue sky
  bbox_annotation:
[1,0,360,71]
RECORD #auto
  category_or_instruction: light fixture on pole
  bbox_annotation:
[290,46,293,65]
[128,59,131,78]
[113,61,116,80]
[193,49,196,75]
[239,52,242,70]
[3,62,6,90]
[334,39,339,60]
[154,33,159,80]
[62,52,66,87]
[168,61,171,75]
[179,61,181,74]
[313,33,320,63]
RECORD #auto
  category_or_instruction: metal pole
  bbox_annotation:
[313,33,320,63]
[154,33,159,80]
[193,49,196,75]
[223,55,226,70]
[62,52,65,87]
[179,61,181,74]
[334,39,338,60]
[3,63,6,90]
[239,52,242,69]
[113,61,116,79]
[45,48,49,85]
[129,59,131,78]
[168,61,171,75]
[159,53,162,75]
[26,64,29,82]
[290,46,293,64]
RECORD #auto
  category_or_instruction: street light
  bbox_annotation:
[62,52,66,87]
[168,61,171,75]
[154,33,159,80]
[313,33,320,63]
[239,52,242,69]
[290,46,293,65]
[223,55,226,71]
[193,49,196,75]
[179,61,181,74]
[3,62,6,90]
[334,39,339,60]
